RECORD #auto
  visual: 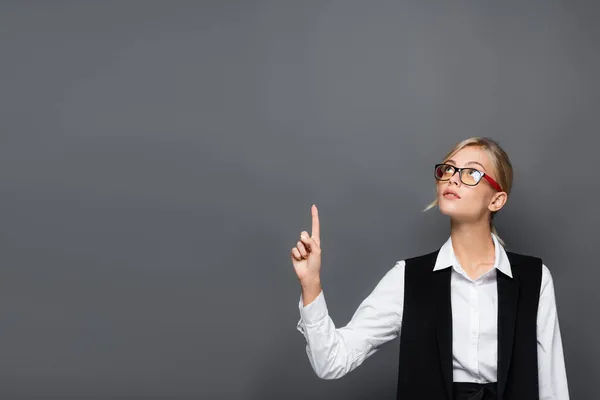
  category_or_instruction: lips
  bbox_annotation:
[442,189,461,199]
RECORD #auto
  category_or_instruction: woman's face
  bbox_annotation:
[436,146,506,222]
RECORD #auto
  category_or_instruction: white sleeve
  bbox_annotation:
[537,263,570,399]
[296,260,405,379]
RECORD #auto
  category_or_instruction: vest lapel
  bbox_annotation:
[496,267,520,399]
[432,267,453,400]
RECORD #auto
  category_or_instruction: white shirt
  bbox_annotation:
[296,233,569,400]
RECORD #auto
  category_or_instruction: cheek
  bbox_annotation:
[435,182,445,196]
[460,190,494,213]
[460,189,483,203]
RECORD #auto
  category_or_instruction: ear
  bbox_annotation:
[488,191,507,213]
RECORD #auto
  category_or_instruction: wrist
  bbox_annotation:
[300,277,321,290]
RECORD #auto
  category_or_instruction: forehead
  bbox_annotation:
[445,145,492,170]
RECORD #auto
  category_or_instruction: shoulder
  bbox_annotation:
[505,250,543,265]
[383,249,439,278]
[391,250,440,280]
[370,259,407,293]
[540,263,554,290]
[505,250,544,276]
[505,250,554,287]
[402,249,440,268]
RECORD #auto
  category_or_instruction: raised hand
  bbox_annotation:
[291,204,322,286]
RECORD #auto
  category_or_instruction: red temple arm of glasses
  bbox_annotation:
[483,174,503,192]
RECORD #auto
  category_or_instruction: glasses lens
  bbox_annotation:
[460,168,482,185]
[435,164,454,180]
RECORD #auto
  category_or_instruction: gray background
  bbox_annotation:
[0,1,597,399]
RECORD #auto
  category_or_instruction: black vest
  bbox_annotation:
[396,250,542,400]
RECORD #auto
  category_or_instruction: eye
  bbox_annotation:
[468,169,482,179]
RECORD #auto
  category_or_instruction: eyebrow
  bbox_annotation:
[445,159,487,171]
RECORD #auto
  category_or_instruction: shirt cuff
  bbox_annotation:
[298,289,328,326]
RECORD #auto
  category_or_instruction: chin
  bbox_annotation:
[437,198,468,218]
[438,199,483,224]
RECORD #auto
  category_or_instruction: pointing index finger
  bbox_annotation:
[311,204,320,244]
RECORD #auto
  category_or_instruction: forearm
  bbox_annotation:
[297,290,368,380]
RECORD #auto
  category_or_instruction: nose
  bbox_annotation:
[449,169,461,186]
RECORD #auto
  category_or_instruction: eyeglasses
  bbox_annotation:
[434,163,502,192]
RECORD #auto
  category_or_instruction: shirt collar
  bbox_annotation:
[432,232,513,278]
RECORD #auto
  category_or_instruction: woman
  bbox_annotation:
[291,137,569,400]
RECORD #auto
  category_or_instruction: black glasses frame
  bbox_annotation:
[434,163,502,192]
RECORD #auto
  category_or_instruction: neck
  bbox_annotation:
[450,218,496,280]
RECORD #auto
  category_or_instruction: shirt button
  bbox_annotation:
[472,329,477,335]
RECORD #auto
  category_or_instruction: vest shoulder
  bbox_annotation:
[403,249,440,269]
[505,251,544,283]
[505,250,543,265]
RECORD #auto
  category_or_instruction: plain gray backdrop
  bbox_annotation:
[1,1,598,399]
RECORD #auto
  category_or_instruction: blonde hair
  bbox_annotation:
[423,137,513,247]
